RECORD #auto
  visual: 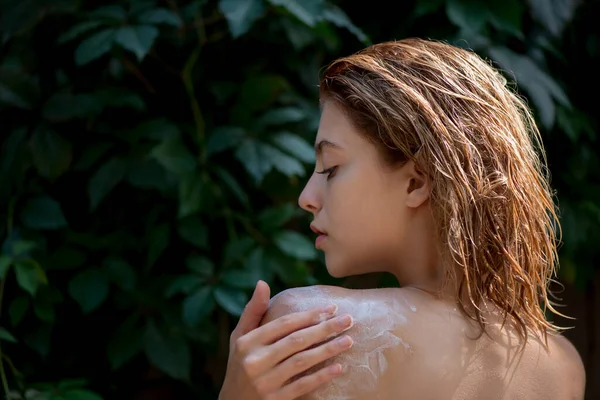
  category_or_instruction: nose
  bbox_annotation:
[298,174,321,215]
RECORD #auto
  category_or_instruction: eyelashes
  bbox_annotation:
[316,166,338,180]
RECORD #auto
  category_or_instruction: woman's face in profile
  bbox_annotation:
[299,101,419,278]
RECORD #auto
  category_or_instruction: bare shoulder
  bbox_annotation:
[262,284,419,324]
[546,333,586,399]
[261,285,418,400]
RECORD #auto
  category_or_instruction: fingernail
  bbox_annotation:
[328,363,342,374]
[337,314,353,328]
[336,335,353,348]
[322,304,338,314]
[317,304,338,322]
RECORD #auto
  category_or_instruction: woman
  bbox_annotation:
[220,38,586,400]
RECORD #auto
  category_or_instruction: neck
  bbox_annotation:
[388,209,459,300]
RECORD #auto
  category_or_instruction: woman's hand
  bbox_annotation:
[219,281,354,400]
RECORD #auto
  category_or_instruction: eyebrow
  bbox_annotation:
[315,139,342,157]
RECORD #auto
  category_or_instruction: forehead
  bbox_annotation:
[315,101,364,149]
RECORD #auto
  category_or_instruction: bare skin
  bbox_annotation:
[219,281,354,400]
[262,285,586,400]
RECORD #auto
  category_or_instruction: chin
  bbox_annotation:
[324,254,353,278]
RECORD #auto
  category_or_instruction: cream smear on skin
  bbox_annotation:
[272,286,415,400]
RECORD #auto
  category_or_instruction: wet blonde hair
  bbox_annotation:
[320,38,564,344]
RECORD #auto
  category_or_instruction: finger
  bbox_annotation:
[233,280,271,339]
[264,314,354,367]
[270,363,343,400]
[243,304,339,347]
[258,334,353,392]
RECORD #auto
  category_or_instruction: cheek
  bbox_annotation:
[326,176,406,269]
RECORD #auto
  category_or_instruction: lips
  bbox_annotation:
[310,223,328,249]
[310,223,326,236]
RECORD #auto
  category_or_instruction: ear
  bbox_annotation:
[404,160,430,208]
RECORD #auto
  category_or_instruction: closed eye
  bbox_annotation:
[316,166,338,180]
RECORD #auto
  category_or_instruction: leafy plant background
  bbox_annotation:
[0,0,598,399]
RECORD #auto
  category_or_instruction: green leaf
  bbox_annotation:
[89,5,127,20]
[262,142,305,177]
[151,137,196,174]
[234,75,289,121]
[221,247,265,289]
[182,286,215,326]
[114,25,159,61]
[267,0,324,26]
[1,0,76,39]
[271,132,315,163]
[234,140,273,183]
[213,167,249,207]
[0,255,12,277]
[58,21,104,44]
[274,230,317,260]
[63,389,103,400]
[164,275,206,297]
[34,300,55,322]
[258,203,296,232]
[414,0,445,17]
[322,4,369,44]
[68,268,110,313]
[488,46,569,128]
[136,8,181,26]
[57,379,88,390]
[206,126,245,156]
[42,92,103,121]
[257,107,305,126]
[147,224,170,268]
[75,29,117,66]
[487,0,524,38]
[144,321,190,380]
[446,0,488,32]
[177,216,208,248]
[47,247,87,270]
[29,126,73,179]
[130,118,180,140]
[224,236,255,266]
[178,173,205,218]
[526,0,579,37]
[219,0,265,38]
[88,157,127,211]
[107,328,144,369]
[104,257,137,291]
[34,286,61,322]
[127,159,170,190]
[24,323,52,357]
[0,327,17,343]
[281,18,314,50]
[221,269,259,289]
[272,257,312,285]
[74,142,113,171]
[93,87,146,111]
[10,240,37,257]
[0,68,40,109]
[15,260,47,296]
[186,256,214,277]
[9,296,29,326]
[130,0,158,15]
[214,286,248,316]
[21,196,68,230]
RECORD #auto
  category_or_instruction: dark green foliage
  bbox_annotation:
[0,0,597,398]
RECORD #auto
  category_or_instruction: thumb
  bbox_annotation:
[233,280,270,338]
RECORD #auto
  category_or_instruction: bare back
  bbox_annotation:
[262,285,585,400]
